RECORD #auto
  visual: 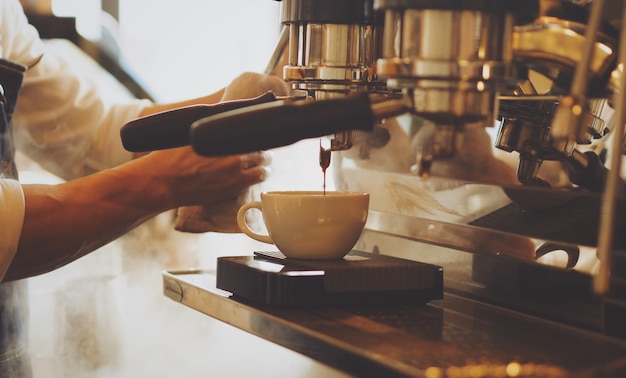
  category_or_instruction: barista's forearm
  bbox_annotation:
[139,88,226,117]
[5,168,171,281]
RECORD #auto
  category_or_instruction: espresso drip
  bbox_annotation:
[418,156,432,179]
[319,140,331,195]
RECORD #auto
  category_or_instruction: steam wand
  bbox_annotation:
[595,1,626,296]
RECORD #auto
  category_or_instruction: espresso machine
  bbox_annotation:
[123,0,626,375]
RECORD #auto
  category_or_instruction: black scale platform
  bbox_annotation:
[216,250,443,306]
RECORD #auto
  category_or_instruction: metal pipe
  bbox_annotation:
[570,0,606,98]
[264,25,289,76]
[594,2,626,295]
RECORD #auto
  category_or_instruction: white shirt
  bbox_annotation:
[0,0,151,273]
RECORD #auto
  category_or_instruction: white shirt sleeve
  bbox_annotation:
[1,0,152,180]
[0,179,25,281]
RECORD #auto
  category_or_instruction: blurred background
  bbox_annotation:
[23,0,284,101]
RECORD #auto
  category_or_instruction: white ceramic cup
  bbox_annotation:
[237,191,370,259]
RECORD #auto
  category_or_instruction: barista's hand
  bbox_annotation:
[8,147,271,281]
[134,147,271,210]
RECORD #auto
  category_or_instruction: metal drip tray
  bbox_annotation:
[163,266,626,377]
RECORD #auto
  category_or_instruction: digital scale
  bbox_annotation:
[215,250,443,306]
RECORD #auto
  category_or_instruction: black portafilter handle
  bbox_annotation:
[120,91,278,152]
[565,150,626,195]
[190,91,376,156]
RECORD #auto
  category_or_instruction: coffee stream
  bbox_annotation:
[319,139,331,195]
[418,156,432,179]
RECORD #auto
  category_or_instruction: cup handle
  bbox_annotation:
[237,201,274,244]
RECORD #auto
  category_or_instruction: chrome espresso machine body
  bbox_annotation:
[267,0,626,342]
[266,0,619,299]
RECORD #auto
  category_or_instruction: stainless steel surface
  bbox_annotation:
[364,210,538,263]
[327,0,626,305]
[513,16,616,89]
[339,167,618,253]
[280,1,385,151]
[493,2,620,201]
[377,8,515,125]
[495,94,609,187]
[283,24,379,86]
[569,0,606,98]
[164,268,626,377]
